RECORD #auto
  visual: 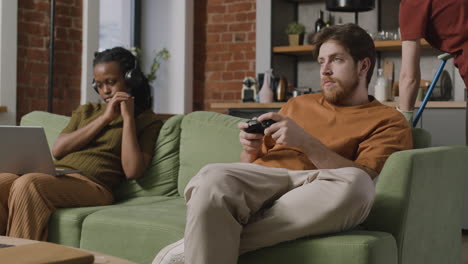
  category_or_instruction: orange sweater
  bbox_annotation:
[254,94,413,173]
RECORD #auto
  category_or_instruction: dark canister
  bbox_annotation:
[325,0,375,12]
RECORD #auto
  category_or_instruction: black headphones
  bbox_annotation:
[93,57,144,94]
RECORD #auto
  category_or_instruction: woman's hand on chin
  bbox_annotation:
[102,92,131,123]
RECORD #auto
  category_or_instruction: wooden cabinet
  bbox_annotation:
[211,101,466,146]
[211,100,465,115]
[420,108,466,146]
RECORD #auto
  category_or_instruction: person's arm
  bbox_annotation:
[300,135,378,179]
[398,40,422,119]
[52,94,128,159]
[53,115,110,159]
[238,121,264,163]
[120,96,151,180]
[259,112,378,179]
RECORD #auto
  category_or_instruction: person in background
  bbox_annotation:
[398,0,467,137]
[0,47,162,241]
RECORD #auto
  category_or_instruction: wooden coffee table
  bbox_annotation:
[0,236,136,264]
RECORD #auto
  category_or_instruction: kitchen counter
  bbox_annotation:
[211,101,467,147]
[211,101,467,110]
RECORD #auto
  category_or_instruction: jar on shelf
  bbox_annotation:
[258,69,274,103]
[374,68,391,102]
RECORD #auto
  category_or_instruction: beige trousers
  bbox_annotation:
[184,163,375,264]
[0,172,113,241]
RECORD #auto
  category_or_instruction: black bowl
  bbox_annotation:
[325,0,375,12]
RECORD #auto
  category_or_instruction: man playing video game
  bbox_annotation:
[153,23,412,264]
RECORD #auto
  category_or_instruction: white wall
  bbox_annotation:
[0,0,17,125]
[99,0,134,50]
[256,0,271,75]
[140,0,194,114]
[81,0,101,105]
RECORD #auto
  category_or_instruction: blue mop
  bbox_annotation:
[413,53,454,127]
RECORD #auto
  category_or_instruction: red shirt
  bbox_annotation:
[399,0,468,86]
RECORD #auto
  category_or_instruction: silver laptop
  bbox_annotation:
[0,126,81,176]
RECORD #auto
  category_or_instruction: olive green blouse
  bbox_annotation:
[54,103,163,191]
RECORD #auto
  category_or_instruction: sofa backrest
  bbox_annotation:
[20,111,182,200]
[177,111,245,195]
[175,112,431,195]
[114,115,183,200]
[21,110,433,201]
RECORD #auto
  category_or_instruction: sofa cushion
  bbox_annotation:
[80,197,186,264]
[114,115,184,200]
[177,111,245,195]
[20,111,182,201]
[79,198,397,264]
[239,230,397,264]
[48,196,177,247]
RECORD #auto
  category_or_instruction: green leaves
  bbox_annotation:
[147,48,170,83]
[128,47,170,84]
[286,22,306,35]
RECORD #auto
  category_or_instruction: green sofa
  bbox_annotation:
[20,110,468,264]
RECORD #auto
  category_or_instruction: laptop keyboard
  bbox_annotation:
[0,243,13,248]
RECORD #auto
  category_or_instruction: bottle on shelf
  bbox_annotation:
[315,10,326,33]
[276,76,288,102]
[258,69,274,103]
[374,68,390,102]
[325,12,333,27]
[336,17,343,25]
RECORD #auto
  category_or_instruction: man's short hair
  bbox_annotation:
[313,23,376,85]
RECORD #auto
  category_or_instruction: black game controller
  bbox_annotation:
[244,119,276,134]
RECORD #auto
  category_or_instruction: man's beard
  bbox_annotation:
[321,77,358,105]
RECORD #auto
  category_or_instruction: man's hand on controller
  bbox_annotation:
[238,119,263,155]
[258,112,313,149]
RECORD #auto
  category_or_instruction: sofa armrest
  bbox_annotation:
[363,145,468,264]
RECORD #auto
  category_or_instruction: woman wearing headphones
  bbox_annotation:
[0,47,162,241]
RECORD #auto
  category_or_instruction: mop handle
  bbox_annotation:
[412,53,453,127]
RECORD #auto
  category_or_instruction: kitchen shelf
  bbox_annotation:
[212,102,285,109]
[0,106,7,113]
[273,45,316,55]
[211,100,466,110]
[382,101,466,108]
[273,40,432,55]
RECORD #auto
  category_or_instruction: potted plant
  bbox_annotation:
[286,22,306,46]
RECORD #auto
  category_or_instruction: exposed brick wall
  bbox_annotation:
[193,0,256,112]
[16,0,254,118]
[17,0,82,121]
